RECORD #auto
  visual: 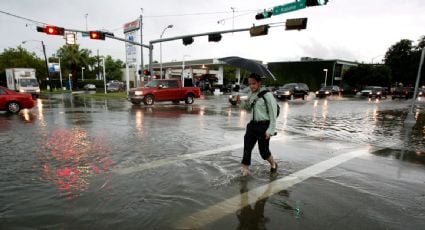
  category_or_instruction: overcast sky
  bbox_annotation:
[1,0,424,65]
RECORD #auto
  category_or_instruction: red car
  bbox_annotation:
[0,86,35,113]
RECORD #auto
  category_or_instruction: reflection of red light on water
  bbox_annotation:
[38,128,114,199]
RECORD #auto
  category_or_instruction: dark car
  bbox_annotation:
[273,83,309,100]
[360,86,387,99]
[107,82,125,92]
[369,87,388,99]
[0,86,35,113]
[392,87,414,100]
[315,85,341,98]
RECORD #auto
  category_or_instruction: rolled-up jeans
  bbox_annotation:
[242,120,271,166]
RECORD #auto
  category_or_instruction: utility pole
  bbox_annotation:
[140,10,144,86]
[97,49,100,80]
[41,41,52,92]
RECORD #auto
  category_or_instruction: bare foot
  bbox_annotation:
[241,167,250,176]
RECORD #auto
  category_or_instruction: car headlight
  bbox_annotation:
[283,91,290,95]
[36,89,40,92]
[315,91,319,94]
[377,92,381,95]
[135,91,144,96]
[325,91,330,94]
[19,89,25,93]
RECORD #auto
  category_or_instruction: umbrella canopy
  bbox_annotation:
[218,56,276,80]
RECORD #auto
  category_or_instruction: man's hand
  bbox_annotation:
[265,132,271,139]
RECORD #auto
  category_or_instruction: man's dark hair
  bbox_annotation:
[248,73,262,82]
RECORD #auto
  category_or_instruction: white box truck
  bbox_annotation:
[6,68,40,98]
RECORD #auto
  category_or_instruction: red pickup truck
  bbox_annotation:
[128,79,201,105]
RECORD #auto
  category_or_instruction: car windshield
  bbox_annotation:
[144,80,158,88]
[321,86,334,90]
[19,79,39,87]
[281,84,295,90]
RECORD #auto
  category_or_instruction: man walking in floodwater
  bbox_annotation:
[237,73,278,176]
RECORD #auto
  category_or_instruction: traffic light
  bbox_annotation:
[36,26,65,35]
[285,18,308,30]
[208,33,222,42]
[305,0,329,7]
[89,31,105,40]
[182,36,194,45]
[143,69,151,76]
[255,10,273,20]
[249,25,269,37]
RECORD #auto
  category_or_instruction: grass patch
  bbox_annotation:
[75,91,127,99]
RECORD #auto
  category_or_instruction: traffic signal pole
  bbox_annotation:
[147,26,252,74]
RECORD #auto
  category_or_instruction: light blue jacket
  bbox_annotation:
[240,87,277,135]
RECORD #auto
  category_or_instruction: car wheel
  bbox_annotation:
[185,94,194,104]
[144,95,155,105]
[302,95,305,100]
[230,101,237,105]
[7,102,21,113]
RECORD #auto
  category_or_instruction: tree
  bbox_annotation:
[104,55,123,81]
[384,38,424,86]
[344,64,391,90]
[56,45,93,87]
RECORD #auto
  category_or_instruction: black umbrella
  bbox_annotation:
[218,56,276,80]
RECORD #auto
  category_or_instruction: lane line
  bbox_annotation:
[116,143,244,175]
[116,135,286,175]
[174,148,368,229]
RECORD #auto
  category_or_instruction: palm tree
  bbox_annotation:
[56,45,93,87]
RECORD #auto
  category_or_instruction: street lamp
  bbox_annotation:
[22,40,52,92]
[323,68,328,87]
[100,57,107,94]
[159,24,173,79]
[81,67,85,81]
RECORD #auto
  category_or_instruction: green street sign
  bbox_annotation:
[273,1,306,15]
[82,32,89,37]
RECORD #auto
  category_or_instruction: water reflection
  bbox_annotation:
[237,179,271,230]
[37,128,114,199]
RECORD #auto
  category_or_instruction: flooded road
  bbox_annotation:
[1,93,424,229]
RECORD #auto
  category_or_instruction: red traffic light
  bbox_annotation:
[89,31,105,40]
[36,26,65,35]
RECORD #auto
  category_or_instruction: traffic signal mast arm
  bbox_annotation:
[36,25,149,48]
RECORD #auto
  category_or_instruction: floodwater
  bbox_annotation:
[0,93,424,229]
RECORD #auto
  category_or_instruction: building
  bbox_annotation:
[123,57,358,91]
[268,58,358,91]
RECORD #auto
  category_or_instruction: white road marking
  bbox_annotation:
[116,135,285,175]
[116,143,244,175]
[174,148,368,229]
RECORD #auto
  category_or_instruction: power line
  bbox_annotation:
[108,9,258,32]
[0,9,47,26]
